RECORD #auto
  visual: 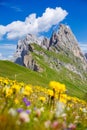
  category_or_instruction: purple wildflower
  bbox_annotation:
[23,97,27,102]
[22,97,31,106]
[25,101,31,106]
[17,108,23,113]
[26,110,30,114]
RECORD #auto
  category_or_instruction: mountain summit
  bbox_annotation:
[14,24,87,79]
[49,24,86,64]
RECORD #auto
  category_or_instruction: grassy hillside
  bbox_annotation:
[0,59,87,100]
[0,60,46,86]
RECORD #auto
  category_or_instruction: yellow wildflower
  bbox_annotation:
[39,96,46,102]
[23,85,33,96]
[49,81,66,93]
[47,89,54,96]
[6,88,13,97]
[12,84,21,93]
[14,98,19,104]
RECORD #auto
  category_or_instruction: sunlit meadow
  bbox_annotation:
[0,77,87,130]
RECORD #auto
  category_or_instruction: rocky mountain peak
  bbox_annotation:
[14,24,87,74]
[25,34,42,45]
[49,24,82,54]
[49,24,87,67]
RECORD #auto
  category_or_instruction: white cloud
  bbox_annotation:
[0,44,16,60]
[0,7,68,40]
[0,53,3,59]
[79,43,87,53]
[0,43,16,50]
[0,53,7,60]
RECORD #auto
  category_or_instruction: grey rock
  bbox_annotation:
[65,64,83,78]
[14,34,41,66]
[85,53,87,60]
[14,33,49,67]
[41,37,49,49]
[24,54,39,71]
[14,39,29,65]
[49,32,58,47]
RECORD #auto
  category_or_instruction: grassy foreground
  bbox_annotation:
[0,76,87,130]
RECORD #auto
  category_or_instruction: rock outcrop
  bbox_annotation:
[85,53,87,60]
[24,54,39,71]
[41,37,49,49]
[14,34,46,71]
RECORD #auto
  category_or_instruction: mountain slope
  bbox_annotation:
[0,60,49,86]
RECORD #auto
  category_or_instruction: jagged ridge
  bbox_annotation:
[14,24,87,75]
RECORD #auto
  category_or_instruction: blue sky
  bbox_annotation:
[0,0,87,60]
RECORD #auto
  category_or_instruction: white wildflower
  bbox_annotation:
[19,112,30,123]
[55,101,65,117]
[8,108,17,116]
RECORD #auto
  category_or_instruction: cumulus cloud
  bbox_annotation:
[0,7,68,40]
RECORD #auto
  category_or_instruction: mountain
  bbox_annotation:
[6,23,86,99]
[48,24,87,75]
[14,24,87,75]
[85,53,87,60]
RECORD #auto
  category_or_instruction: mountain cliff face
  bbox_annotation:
[14,24,87,80]
[85,53,87,60]
[49,25,84,58]
[14,34,41,65]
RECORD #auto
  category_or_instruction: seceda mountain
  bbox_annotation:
[14,24,87,77]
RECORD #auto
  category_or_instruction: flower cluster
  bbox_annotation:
[49,81,66,93]
[0,77,87,130]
